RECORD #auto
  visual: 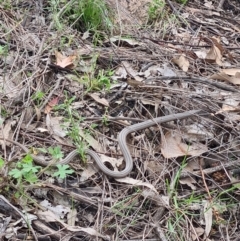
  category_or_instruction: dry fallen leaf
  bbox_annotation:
[172,55,190,72]
[46,114,67,138]
[191,226,205,241]
[55,51,76,69]
[78,129,103,152]
[143,64,160,77]
[160,131,208,158]
[203,200,213,237]
[121,61,143,82]
[221,68,240,76]
[211,37,224,54]
[182,159,203,173]
[210,72,240,85]
[205,45,222,66]
[82,30,90,40]
[44,96,60,114]
[179,177,197,190]
[216,97,240,114]
[141,190,169,206]
[37,209,107,238]
[100,154,124,171]
[204,0,213,8]
[115,177,158,193]
[185,123,214,140]
[145,160,164,176]
[194,49,207,59]
[80,163,98,182]
[114,66,128,79]
[1,76,21,99]
[36,127,48,132]
[0,120,16,148]
[109,36,142,47]
[157,63,176,77]
[88,93,109,107]
[40,200,70,219]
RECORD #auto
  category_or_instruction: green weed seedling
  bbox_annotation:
[175,0,188,4]
[47,146,74,178]
[53,164,74,179]
[147,0,181,38]
[0,45,8,56]
[164,151,197,239]
[54,94,89,163]
[148,0,166,22]
[0,157,4,168]
[101,108,109,126]
[36,146,75,179]
[0,0,11,9]
[48,146,64,160]
[63,0,113,33]
[48,146,74,179]
[80,69,114,92]
[48,0,63,30]
[9,154,41,185]
[32,91,45,106]
[95,69,113,91]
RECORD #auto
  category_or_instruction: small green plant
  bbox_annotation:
[0,45,8,56]
[0,107,7,118]
[0,0,11,10]
[53,164,74,179]
[0,158,4,168]
[96,69,113,90]
[9,147,74,184]
[54,94,89,162]
[60,35,74,47]
[148,0,166,23]
[32,91,45,105]
[175,0,188,4]
[100,108,110,126]
[40,146,74,173]
[102,113,109,126]
[48,0,63,29]
[48,146,64,160]
[63,0,113,32]
[9,154,41,185]
[147,0,180,38]
[80,69,114,92]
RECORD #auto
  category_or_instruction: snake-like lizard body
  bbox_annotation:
[0,110,200,177]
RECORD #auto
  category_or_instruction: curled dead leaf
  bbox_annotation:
[55,51,76,69]
[0,120,14,148]
[115,177,158,193]
[141,190,169,206]
[210,72,240,85]
[191,226,205,241]
[88,93,109,107]
[160,131,208,158]
[44,97,60,114]
[172,55,189,72]
[45,114,67,138]
[179,177,197,190]
[205,45,222,66]
[216,97,240,114]
[221,68,240,76]
[203,200,213,237]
